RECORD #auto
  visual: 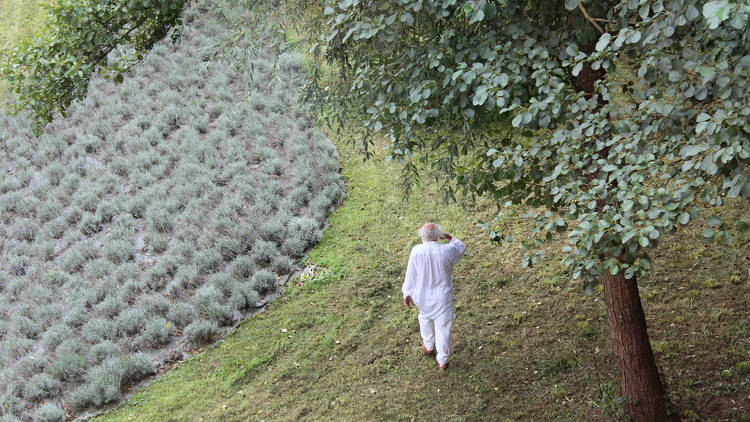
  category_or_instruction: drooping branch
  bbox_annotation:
[577,2,604,34]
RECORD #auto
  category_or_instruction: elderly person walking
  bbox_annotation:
[402,223,465,370]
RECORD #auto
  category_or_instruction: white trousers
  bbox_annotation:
[418,312,454,365]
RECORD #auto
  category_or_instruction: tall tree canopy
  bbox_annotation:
[298,0,749,420]
[0,0,185,130]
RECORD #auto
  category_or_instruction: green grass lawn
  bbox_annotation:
[96,129,750,421]
[0,0,49,96]
[0,0,48,50]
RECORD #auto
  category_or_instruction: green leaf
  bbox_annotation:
[701,155,718,175]
[678,212,690,225]
[511,114,522,127]
[707,216,722,227]
[469,10,484,24]
[572,62,583,76]
[639,4,650,19]
[638,236,649,247]
[703,1,733,28]
[703,228,716,238]
[686,5,700,20]
[627,30,642,44]
[472,89,488,106]
[609,262,620,275]
[595,33,611,52]
[720,230,734,245]
[729,9,748,28]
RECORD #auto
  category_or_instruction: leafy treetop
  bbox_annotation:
[304,0,749,287]
[0,0,185,131]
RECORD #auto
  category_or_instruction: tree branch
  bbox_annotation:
[577,2,604,34]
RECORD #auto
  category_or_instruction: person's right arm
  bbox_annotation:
[442,233,465,265]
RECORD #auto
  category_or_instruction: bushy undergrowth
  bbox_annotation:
[0,1,343,419]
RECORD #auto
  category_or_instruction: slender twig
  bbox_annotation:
[578,2,604,34]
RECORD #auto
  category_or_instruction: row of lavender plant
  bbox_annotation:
[0,1,343,420]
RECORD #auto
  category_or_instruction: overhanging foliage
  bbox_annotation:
[304,0,749,286]
[0,0,185,130]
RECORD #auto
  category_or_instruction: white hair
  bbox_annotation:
[418,223,445,242]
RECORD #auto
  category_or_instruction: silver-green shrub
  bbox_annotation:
[22,374,60,402]
[166,302,196,329]
[87,341,120,365]
[121,352,155,386]
[250,270,276,295]
[0,0,344,418]
[47,351,86,382]
[192,284,230,326]
[115,308,146,336]
[137,317,174,348]
[183,320,220,346]
[33,402,65,422]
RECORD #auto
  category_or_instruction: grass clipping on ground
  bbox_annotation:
[96,123,750,420]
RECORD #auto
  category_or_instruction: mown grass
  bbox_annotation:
[97,125,750,421]
[0,0,48,50]
[0,0,50,95]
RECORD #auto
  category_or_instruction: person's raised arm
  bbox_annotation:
[441,232,465,265]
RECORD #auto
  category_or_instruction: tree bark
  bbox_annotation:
[601,270,676,421]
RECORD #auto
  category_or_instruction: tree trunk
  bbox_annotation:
[602,270,676,421]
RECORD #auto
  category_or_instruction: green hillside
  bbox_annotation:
[1,1,748,421]
[95,132,750,420]
[0,0,48,50]
[0,0,49,95]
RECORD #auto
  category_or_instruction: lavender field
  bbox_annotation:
[0,1,343,420]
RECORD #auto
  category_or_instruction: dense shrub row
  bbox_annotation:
[0,1,343,420]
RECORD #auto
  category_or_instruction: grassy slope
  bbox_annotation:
[96,128,750,421]
[0,0,49,97]
[0,0,49,95]
[0,0,48,50]
[3,4,745,419]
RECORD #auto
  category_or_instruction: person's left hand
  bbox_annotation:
[404,296,414,308]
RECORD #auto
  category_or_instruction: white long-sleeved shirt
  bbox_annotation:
[402,237,466,320]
